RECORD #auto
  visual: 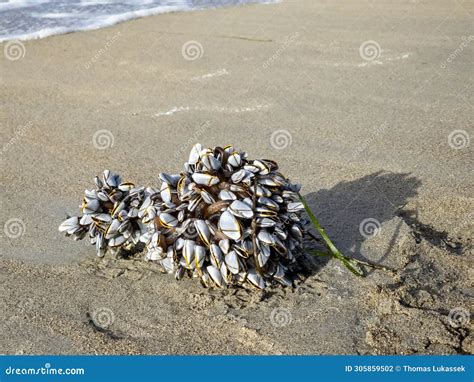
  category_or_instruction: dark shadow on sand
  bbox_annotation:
[300,171,422,276]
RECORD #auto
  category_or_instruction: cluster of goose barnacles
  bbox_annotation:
[60,143,364,289]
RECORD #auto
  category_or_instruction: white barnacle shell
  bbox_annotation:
[287,202,304,212]
[219,190,236,201]
[210,244,223,267]
[225,250,239,274]
[218,210,242,241]
[159,173,180,187]
[182,239,196,268]
[219,238,230,254]
[161,257,175,273]
[105,218,121,239]
[160,181,172,203]
[247,268,265,289]
[207,265,224,287]
[188,143,202,165]
[201,153,221,171]
[108,235,126,247]
[159,213,179,228]
[257,230,275,245]
[227,152,241,167]
[192,173,220,186]
[195,219,211,247]
[229,200,254,219]
[194,245,206,270]
[58,216,79,233]
[257,242,271,268]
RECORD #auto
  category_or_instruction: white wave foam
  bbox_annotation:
[0,0,277,42]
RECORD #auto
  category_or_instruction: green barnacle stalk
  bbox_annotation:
[298,193,364,277]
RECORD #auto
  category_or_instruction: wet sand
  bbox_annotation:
[0,0,472,354]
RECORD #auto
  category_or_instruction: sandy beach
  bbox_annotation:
[0,0,472,354]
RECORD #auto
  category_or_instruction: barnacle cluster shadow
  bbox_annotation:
[302,171,422,275]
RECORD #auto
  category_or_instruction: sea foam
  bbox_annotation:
[0,0,276,42]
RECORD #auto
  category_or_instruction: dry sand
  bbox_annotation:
[0,0,472,354]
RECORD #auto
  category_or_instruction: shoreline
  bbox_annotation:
[0,0,278,43]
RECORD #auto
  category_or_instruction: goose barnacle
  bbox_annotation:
[60,144,308,289]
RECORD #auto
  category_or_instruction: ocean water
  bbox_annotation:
[0,0,274,42]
